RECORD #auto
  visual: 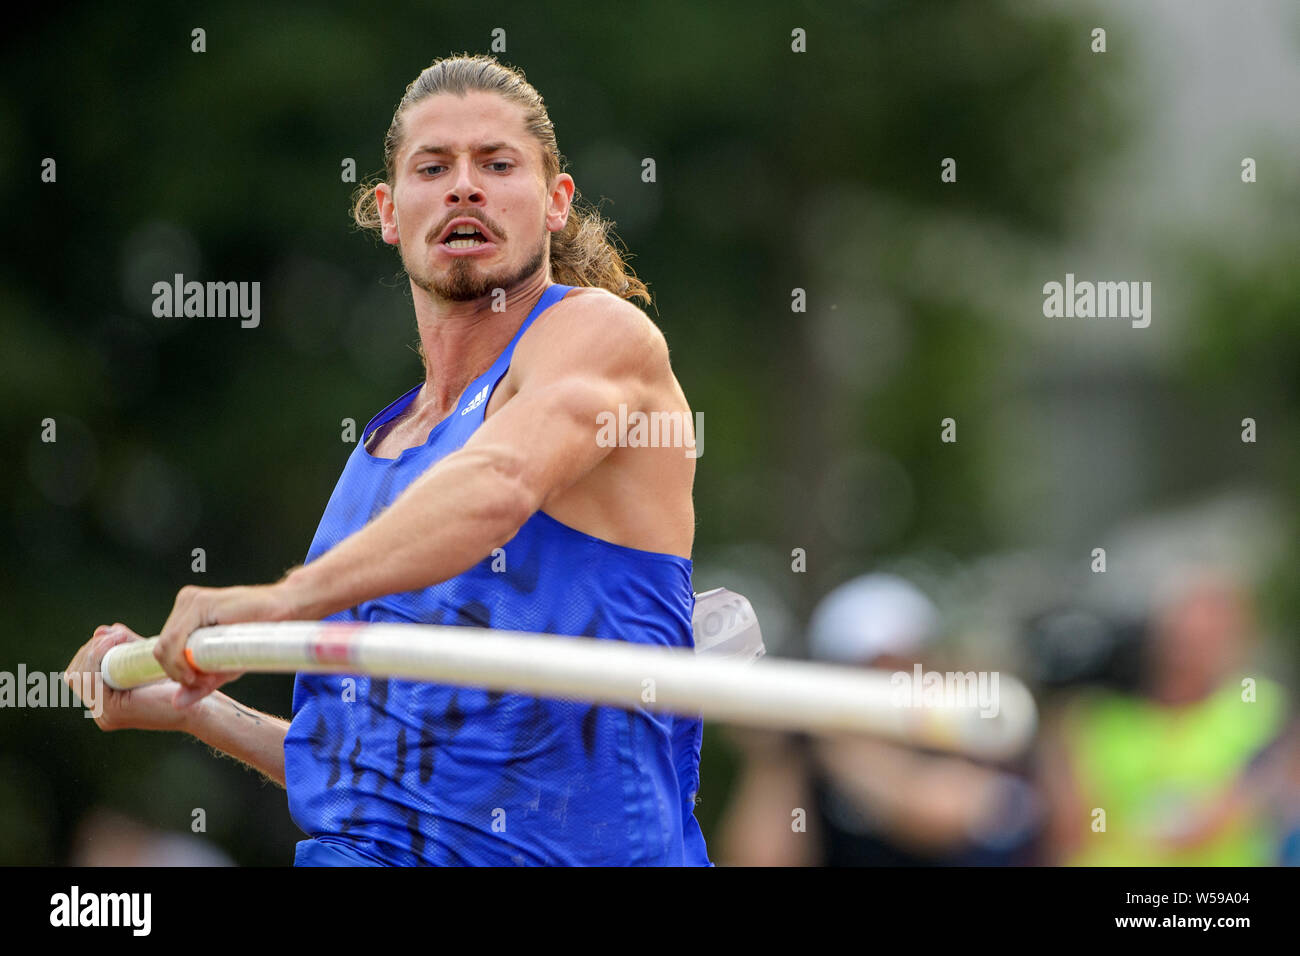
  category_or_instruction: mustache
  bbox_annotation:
[429,213,502,243]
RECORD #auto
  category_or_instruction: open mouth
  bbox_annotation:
[439,221,493,251]
[441,223,494,249]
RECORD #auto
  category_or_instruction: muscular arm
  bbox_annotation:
[279,293,666,621]
[152,291,679,699]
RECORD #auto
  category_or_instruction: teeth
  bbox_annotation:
[447,238,485,248]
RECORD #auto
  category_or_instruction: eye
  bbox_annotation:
[418,165,446,176]
[488,161,512,172]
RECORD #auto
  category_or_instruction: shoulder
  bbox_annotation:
[516,286,670,374]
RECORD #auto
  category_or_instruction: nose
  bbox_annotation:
[446,158,486,206]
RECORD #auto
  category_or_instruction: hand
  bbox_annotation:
[1152,791,1248,853]
[65,625,196,732]
[154,582,297,708]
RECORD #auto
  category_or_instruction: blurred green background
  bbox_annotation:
[2,0,1297,864]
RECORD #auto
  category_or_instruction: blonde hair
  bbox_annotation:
[352,53,650,305]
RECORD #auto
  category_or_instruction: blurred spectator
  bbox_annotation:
[1037,566,1295,865]
[716,574,1042,866]
[68,807,234,866]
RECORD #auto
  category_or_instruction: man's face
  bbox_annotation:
[1153,577,1251,692]
[377,91,573,302]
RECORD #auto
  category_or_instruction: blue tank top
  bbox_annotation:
[283,284,710,866]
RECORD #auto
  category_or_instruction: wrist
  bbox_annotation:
[278,564,334,620]
[181,690,223,738]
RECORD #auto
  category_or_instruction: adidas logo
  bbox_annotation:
[461,385,490,416]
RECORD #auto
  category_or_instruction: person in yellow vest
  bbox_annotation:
[1039,568,1295,865]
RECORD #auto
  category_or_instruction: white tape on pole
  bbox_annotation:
[100,617,1035,758]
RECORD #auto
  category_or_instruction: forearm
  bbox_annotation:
[187,691,290,788]
[282,448,534,620]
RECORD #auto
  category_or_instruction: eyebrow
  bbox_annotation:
[409,142,518,160]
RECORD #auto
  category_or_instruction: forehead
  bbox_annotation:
[398,91,534,160]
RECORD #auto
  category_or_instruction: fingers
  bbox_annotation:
[67,624,130,677]
[106,584,261,708]
[154,625,199,687]
[154,587,205,688]
[87,625,140,671]
[65,624,140,722]
[96,623,139,650]
[172,673,226,709]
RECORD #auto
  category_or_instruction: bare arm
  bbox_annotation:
[715,729,821,867]
[811,734,1010,852]
[152,292,669,700]
[187,691,290,788]
[281,295,663,619]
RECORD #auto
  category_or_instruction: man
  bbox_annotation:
[1038,567,1293,865]
[66,54,708,866]
[716,574,1040,865]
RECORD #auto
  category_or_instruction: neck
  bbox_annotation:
[1149,671,1217,707]
[409,269,553,416]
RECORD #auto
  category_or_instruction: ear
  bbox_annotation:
[545,173,576,235]
[375,182,400,246]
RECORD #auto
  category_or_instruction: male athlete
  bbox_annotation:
[65,54,709,866]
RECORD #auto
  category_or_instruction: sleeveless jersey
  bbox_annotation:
[282,283,711,866]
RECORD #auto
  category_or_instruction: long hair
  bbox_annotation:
[352,53,650,305]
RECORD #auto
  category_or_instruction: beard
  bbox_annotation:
[406,231,549,302]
